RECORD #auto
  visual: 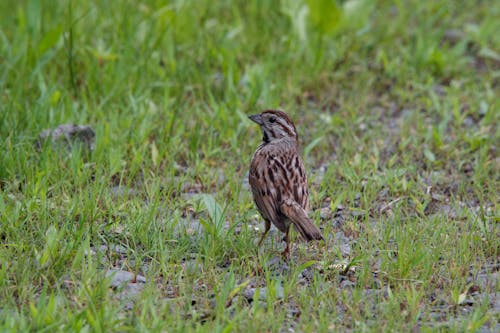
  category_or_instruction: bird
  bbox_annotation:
[248,110,323,259]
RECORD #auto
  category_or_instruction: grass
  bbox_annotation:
[0,0,499,331]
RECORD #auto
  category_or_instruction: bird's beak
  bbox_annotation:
[248,114,263,125]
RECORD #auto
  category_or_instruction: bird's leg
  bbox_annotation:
[257,220,271,247]
[282,227,290,260]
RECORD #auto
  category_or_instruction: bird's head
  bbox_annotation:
[249,110,298,144]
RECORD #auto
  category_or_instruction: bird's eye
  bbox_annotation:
[269,116,276,123]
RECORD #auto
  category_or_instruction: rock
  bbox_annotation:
[121,282,144,298]
[350,209,366,218]
[463,116,476,128]
[334,231,352,257]
[105,269,146,310]
[84,248,97,256]
[243,285,285,302]
[432,84,447,96]
[181,260,203,276]
[320,207,332,220]
[100,244,129,255]
[340,242,351,257]
[36,124,95,152]
[476,272,499,290]
[493,293,500,312]
[442,29,464,46]
[175,217,204,238]
[110,186,137,198]
[300,267,314,282]
[340,279,355,289]
[265,256,290,276]
[106,269,146,288]
[242,288,256,302]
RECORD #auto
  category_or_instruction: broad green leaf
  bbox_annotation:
[50,90,61,105]
[424,148,435,162]
[37,25,63,56]
[198,217,214,236]
[202,194,224,224]
[307,0,342,34]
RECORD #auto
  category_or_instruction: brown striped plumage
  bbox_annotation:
[248,110,323,259]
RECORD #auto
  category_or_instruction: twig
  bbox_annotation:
[380,196,406,213]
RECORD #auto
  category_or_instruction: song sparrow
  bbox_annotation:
[248,110,323,258]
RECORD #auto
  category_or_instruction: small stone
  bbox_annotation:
[100,244,128,255]
[462,163,473,175]
[350,210,365,218]
[300,268,314,282]
[259,286,285,301]
[320,207,331,220]
[36,124,95,152]
[432,84,447,96]
[340,242,351,257]
[493,293,500,312]
[242,288,256,302]
[182,260,203,275]
[84,248,96,256]
[243,285,285,302]
[266,256,290,275]
[106,269,146,288]
[340,279,355,289]
[110,186,137,198]
[442,29,464,45]
[463,116,475,128]
[378,188,388,198]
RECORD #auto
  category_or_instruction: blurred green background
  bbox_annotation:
[0,0,498,331]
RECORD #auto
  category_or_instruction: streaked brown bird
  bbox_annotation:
[248,110,323,259]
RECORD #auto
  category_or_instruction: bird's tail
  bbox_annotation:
[280,199,323,241]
